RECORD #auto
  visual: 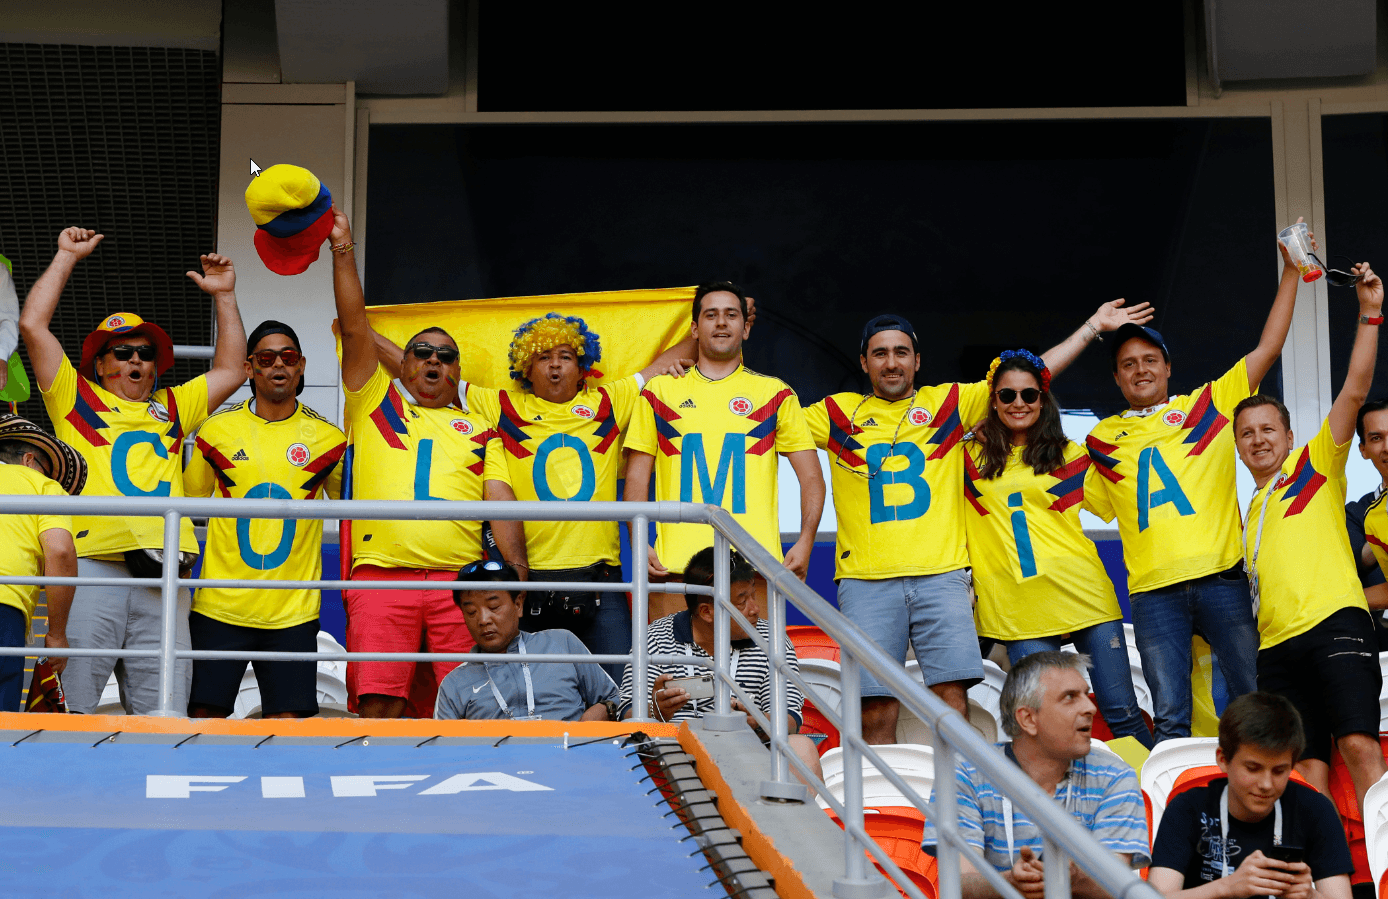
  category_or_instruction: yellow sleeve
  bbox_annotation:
[343,363,391,420]
[182,423,217,498]
[1211,357,1255,412]
[958,381,992,432]
[1081,460,1116,523]
[1366,497,1388,571]
[804,399,829,451]
[1308,417,1352,476]
[466,384,501,428]
[323,426,347,500]
[624,382,659,456]
[483,434,511,486]
[38,353,77,422]
[36,479,72,536]
[169,374,213,434]
[607,376,643,430]
[773,390,815,454]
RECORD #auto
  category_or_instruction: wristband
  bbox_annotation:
[1361,314,1384,325]
[330,240,356,255]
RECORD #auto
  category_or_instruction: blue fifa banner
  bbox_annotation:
[0,741,712,897]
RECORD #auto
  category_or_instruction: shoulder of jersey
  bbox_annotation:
[299,403,342,431]
[1369,491,1388,514]
[739,366,793,389]
[201,400,250,426]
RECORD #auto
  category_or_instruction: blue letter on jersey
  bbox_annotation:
[1008,491,1038,578]
[414,439,446,501]
[237,482,297,570]
[680,433,746,513]
[112,431,171,496]
[867,443,930,524]
[1136,446,1195,531]
[532,434,596,502]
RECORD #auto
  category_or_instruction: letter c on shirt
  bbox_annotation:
[112,431,171,496]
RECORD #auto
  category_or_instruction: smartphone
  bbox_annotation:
[1266,845,1305,865]
[667,675,715,700]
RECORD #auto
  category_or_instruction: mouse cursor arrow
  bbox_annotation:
[250,159,262,178]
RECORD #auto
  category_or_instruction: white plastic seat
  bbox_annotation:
[818,744,935,810]
[1140,737,1218,838]
[799,658,843,715]
[1364,774,1388,888]
[967,661,1007,727]
[230,630,352,718]
[899,660,1001,745]
[92,672,125,715]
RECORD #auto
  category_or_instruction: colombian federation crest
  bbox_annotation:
[571,404,595,420]
[729,397,753,416]
[909,408,932,427]
[286,443,310,467]
[1163,409,1186,427]
[450,418,473,435]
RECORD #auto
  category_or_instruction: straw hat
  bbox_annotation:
[0,414,88,495]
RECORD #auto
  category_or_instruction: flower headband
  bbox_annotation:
[507,313,603,389]
[986,349,1052,391]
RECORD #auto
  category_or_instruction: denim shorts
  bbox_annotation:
[837,569,983,698]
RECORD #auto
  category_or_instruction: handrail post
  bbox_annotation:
[630,513,651,722]
[759,580,809,801]
[833,649,889,898]
[701,529,743,731]
[934,731,963,899]
[1043,835,1070,899]
[150,510,182,717]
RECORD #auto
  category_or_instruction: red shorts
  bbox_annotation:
[344,564,474,718]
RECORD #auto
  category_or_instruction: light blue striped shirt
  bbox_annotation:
[921,744,1151,871]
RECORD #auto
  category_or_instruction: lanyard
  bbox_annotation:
[1245,481,1276,616]
[486,634,535,719]
[1220,786,1281,877]
[1002,767,1075,863]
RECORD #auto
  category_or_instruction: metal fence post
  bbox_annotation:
[933,733,962,899]
[759,580,809,801]
[630,513,651,722]
[702,529,743,731]
[151,510,182,717]
[1043,835,1070,899]
[833,650,889,898]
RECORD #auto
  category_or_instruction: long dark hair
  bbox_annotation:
[972,354,1068,479]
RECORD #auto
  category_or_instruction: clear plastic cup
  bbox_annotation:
[1278,222,1323,283]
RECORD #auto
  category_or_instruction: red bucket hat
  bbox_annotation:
[78,312,176,381]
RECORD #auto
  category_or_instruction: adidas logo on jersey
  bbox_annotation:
[861,418,878,427]
[1114,431,1128,440]
[231,449,249,461]
[679,399,697,409]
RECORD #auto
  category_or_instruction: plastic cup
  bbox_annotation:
[1278,222,1323,283]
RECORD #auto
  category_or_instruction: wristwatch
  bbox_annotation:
[1361,314,1384,325]
[601,698,621,721]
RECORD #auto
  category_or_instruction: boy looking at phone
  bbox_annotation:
[617,547,823,780]
[1149,692,1352,899]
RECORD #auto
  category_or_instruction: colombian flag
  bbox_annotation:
[342,287,696,390]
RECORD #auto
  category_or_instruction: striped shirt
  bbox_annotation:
[617,610,804,727]
[921,744,1151,870]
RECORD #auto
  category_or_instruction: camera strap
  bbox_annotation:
[1220,785,1282,877]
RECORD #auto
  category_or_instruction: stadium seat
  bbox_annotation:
[819,744,935,811]
[967,661,1008,728]
[1087,695,1156,744]
[1360,775,1388,889]
[800,657,844,715]
[231,630,355,719]
[826,806,939,898]
[787,625,840,662]
[800,701,841,754]
[899,661,1000,745]
[93,673,124,715]
[1123,624,1156,718]
[1140,737,1219,838]
[1329,734,1388,889]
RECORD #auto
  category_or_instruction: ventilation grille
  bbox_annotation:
[0,44,220,431]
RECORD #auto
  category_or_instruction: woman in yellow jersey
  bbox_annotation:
[965,350,1152,748]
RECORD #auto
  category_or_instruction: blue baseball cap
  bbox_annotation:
[860,314,918,356]
[1110,324,1169,364]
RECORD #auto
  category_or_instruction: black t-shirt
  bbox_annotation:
[1346,489,1388,649]
[1150,779,1352,888]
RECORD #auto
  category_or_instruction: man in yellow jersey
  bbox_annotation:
[483,312,695,679]
[624,281,826,613]
[1346,399,1388,647]
[1085,229,1307,744]
[20,227,247,716]
[1237,259,1385,815]
[0,414,84,711]
[184,321,346,718]
[330,209,502,719]
[807,301,1149,743]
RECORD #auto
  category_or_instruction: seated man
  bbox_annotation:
[1149,692,1351,899]
[434,560,618,721]
[922,651,1149,899]
[618,547,824,781]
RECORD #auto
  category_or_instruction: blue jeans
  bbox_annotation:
[1129,566,1259,744]
[1006,619,1154,749]
[0,604,23,711]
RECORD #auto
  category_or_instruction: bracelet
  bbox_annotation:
[1361,313,1384,326]
[330,241,356,255]
[1084,321,1103,342]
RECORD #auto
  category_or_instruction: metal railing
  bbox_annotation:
[0,495,1161,899]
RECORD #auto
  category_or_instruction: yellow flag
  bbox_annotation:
[347,286,696,389]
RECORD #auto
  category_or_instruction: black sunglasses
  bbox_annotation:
[459,559,506,577]
[995,387,1042,404]
[1310,253,1361,288]
[106,344,157,362]
[407,342,460,365]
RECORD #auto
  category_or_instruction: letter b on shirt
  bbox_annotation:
[867,443,929,523]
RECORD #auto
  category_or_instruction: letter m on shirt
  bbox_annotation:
[680,433,746,513]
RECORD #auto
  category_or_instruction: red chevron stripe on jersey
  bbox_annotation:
[592,387,621,454]
[642,388,683,456]
[65,376,112,447]
[824,396,867,468]
[1369,533,1388,553]
[926,384,964,461]
[467,426,496,476]
[1085,434,1124,483]
[1046,455,1091,513]
[1181,385,1229,457]
[497,392,534,458]
[195,435,239,496]
[747,388,793,456]
[962,451,989,516]
[1280,446,1327,517]
[161,390,184,451]
[368,384,410,451]
[299,441,347,496]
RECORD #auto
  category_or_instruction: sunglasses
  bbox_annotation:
[407,342,460,365]
[1310,253,1362,288]
[106,344,157,362]
[459,559,507,576]
[249,348,302,367]
[995,387,1042,404]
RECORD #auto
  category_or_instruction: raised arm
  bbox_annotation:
[328,208,380,392]
[1041,299,1154,377]
[782,449,825,580]
[638,333,698,381]
[20,228,104,391]
[186,254,248,408]
[1245,219,1315,392]
[1329,262,1383,445]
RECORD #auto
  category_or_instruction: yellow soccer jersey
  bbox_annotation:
[625,365,814,574]
[0,465,71,627]
[1084,358,1254,594]
[805,384,990,581]
[342,364,500,571]
[185,401,347,628]
[1363,493,1388,580]
[484,375,643,569]
[40,354,209,557]
[963,440,1122,641]
[1244,418,1364,650]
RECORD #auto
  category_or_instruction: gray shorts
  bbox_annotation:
[837,569,983,698]
[64,557,192,716]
